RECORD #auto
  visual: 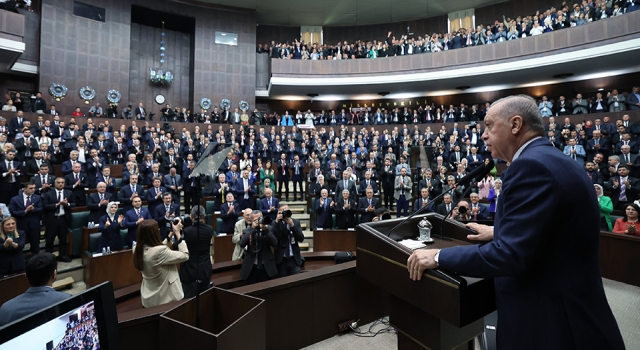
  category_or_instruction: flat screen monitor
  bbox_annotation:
[0,282,121,349]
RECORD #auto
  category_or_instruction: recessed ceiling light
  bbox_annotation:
[598,88,605,91]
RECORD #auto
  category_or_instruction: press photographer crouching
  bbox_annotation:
[271,205,305,277]
[179,205,214,298]
[239,210,278,284]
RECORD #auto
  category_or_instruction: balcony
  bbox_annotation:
[0,10,26,73]
[261,11,640,99]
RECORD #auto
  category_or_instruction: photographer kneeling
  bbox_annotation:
[239,210,278,284]
[179,205,214,298]
[271,205,305,277]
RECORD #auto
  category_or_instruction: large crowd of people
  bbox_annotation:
[54,306,99,350]
[258,1,640,60]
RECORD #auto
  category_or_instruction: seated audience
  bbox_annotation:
[612,203,640,237]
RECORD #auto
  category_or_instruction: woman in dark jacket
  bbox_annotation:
[97,202,125,252]
[0,217,26,276]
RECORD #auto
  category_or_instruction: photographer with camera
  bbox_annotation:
[179,205,214,298]
[451,200,471,222]
[238,210,278,284]
[271,204,305,277]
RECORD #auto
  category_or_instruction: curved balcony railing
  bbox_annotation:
[268,11,640,79]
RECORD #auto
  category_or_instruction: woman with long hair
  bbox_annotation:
[132,219,189,308]
[96,202,125,253]
[0,217,26,276]
[36,129,52,147]
[612,203,640,237]
[260,160,275,184]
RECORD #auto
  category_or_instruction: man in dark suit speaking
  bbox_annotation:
[407,95,624,349]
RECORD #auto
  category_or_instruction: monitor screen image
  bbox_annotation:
[0,301,99,350]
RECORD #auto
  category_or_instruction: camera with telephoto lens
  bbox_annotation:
[173,214,191,226]
[258,216,272,226]
[280,209,292,219]
[458,206,467,215]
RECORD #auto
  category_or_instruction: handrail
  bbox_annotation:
[270,11,640,78]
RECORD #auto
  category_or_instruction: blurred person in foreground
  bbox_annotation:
[407,95,624,349]
[179,205,214,298]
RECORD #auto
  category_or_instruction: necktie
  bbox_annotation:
[26,196,31,207]
[57,191,62,214]
[131,185,135,193]
[75,173,78,181]
[37,160,41,167]
[447,204,451,212]
[99,194,103,201]
[620,178,627,201]
[136,209,141,218]
[626,154,630,163]
[172,177,176,186]
[572,147,576,160]
[41,175,45,185]
[25,140,31,157]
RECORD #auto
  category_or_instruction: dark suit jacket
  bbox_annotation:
[31,173,56,195]
[270,218,305,266]
[334,198,357,229]
[123,207,152,244]
[0,160,21,190]
[604,175,640,207]
[238,227,278,280]
[14,137,38,162]
[438,138,625,349]
[42,189,74,225]
[412,197,433,214]
[0,230,27,276]
[358,179,379,194]
[118,184,145,213]
[179,222,214,283]
[97,215,124,252]
[64,172,87,197]
[24,159,53,179]
[314,197,334,228]
[358,197,380,223]
[9,194,43,231]
[154,203,180,240]
[219,202,240,234]
[87,192,112,224]
[259,197,279,221]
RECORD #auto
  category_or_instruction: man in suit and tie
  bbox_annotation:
[146,177,166,216]
[135,102,147,120]
[275,153,290,200]
[163,168,183,205]
[154,192,180,240]
[466,147,484,171]
[234,169,255,211]
[314,189,334,229]
[394,167,412,217]
[290,156,304,201]
[468,193,489,220]
[324,162,341,194]
[335,189,357,228]
[335,170,358,200]
[182,161,200,214]
[586,130,610,162]
[259,188,279,222]
[219,193,240,235]
[0,150,21,205]
[210,173,230,212]
[24,150,52,179]
[435,193,454,217]
[238,210,278,284]
[8,111,25,137]
[31,164,55,196]
[358,187,381,223]
[61,151,82,175]
[144,163,163,187]
[358,171,379,195]
[64,162,87,207]
[87,182,112,224]
[15,127,38,163]
[123,196,152,247]
[408,95,625,350]
[9,182,43,256]
[0,253,70,326]
[627,86,640,111]
[379,158,396,209]
[85,149,105,189]
[118,174,144,213]
[110,136,127,165]
[271,204,305,277]
[605,165,640,210]
[563,138,586,165]
[413,188,434,215]
[96,167,116,194]
[42,178,74,262]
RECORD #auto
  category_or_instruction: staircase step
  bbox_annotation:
[53,277,75,291]
[281,201,307,206]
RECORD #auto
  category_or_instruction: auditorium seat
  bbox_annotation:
[70,211,90,256]
[87,229,129,253]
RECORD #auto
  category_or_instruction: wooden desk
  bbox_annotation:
[313,229,356,252]
[0,273,30,306]
[82,250,142,290]
[600,231,640,287]
[212,234,235,263]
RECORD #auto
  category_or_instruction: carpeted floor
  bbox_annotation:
[303,278,640,350]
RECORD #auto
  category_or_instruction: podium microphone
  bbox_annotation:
[385,160,495,239]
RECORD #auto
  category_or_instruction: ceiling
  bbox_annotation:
[187,0,506,26]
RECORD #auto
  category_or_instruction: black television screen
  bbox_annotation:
[0,282,121,349]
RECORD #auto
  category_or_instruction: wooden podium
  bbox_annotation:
[357,213,496,350]
[158,287,266,350]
